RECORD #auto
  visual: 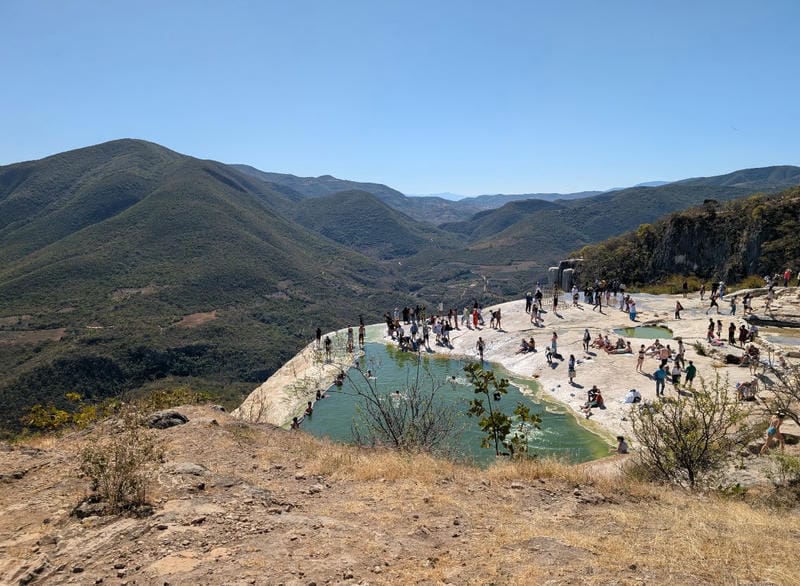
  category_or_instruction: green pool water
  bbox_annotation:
[614,325,673,339]
[302,342,610,466]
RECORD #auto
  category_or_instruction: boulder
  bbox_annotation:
[147,410,189,429]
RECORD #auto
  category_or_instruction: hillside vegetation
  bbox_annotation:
[0,140,412,434]
[573,186,800,284]
[0,139,798,435]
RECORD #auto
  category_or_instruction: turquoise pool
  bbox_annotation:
[302,342,610,466]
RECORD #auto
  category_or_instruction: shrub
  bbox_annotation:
[629,374,755,489]
[463,362,541,457]
[79,407,164,513]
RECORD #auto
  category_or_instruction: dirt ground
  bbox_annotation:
[2,405,799,585]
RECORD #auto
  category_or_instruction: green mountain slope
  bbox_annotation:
[291,189,462,260]
[676,165,800,189]
[572,186,800,284]
[445,170,800,268]
[0,142,408,435]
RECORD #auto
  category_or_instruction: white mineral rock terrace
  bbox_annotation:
[235,287,800,442]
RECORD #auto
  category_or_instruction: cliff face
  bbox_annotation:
[576,187,800,283]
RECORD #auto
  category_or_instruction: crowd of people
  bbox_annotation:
[294,271,796,459]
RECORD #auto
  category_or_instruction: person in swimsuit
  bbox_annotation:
[759,413,785,455]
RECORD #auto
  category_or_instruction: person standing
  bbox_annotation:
[593,290,603,313]
[671,363,682,386]
[346,327,354,353]
[682,280,689,298]
[358,324,366,348]
[700,283,706,301]
[476,337,485,361]
[706,293,719,314]
[685,361,697,387]
[324,335,332,361]
[675,338,685,369]
[316,327,322,349]
[674,300,683,319]
[653,365,667,397]
[551,331,558,353]
[568,354,576,384]
[525,291,533,313]
[583,328,591,352]
[728,322,736,345]
[636,344,646,372]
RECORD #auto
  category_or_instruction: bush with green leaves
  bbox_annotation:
[79,407,164,512]
[629,374,755,489]
[463,362,541,457]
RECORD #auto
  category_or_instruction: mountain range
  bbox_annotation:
[1,138,798,433]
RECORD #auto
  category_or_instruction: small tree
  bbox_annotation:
[80,406,164,512]
[629,374,755,489]
[463,362,541,457]
[346,358,458,454]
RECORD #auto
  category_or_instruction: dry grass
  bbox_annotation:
[292,433,800,584]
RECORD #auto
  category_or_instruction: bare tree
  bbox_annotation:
[759,365,800,427]
[343,355,459,455]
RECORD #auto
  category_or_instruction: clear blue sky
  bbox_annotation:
[2,1,798,195]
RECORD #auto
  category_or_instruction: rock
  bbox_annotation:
[37,534,58,546]
[210,404,226,412]
[165,462,207,476]
[308,484,324,494]
[510,482,524,490]
[147,410,189,429]
[73,499,107,519]
[72,566,84,573]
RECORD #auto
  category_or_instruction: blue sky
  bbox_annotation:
[1,1,798,194]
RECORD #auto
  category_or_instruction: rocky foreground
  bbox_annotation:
[2,404,800,586]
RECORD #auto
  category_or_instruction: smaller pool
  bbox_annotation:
[614,325,673,339]
[760,326,800,347]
